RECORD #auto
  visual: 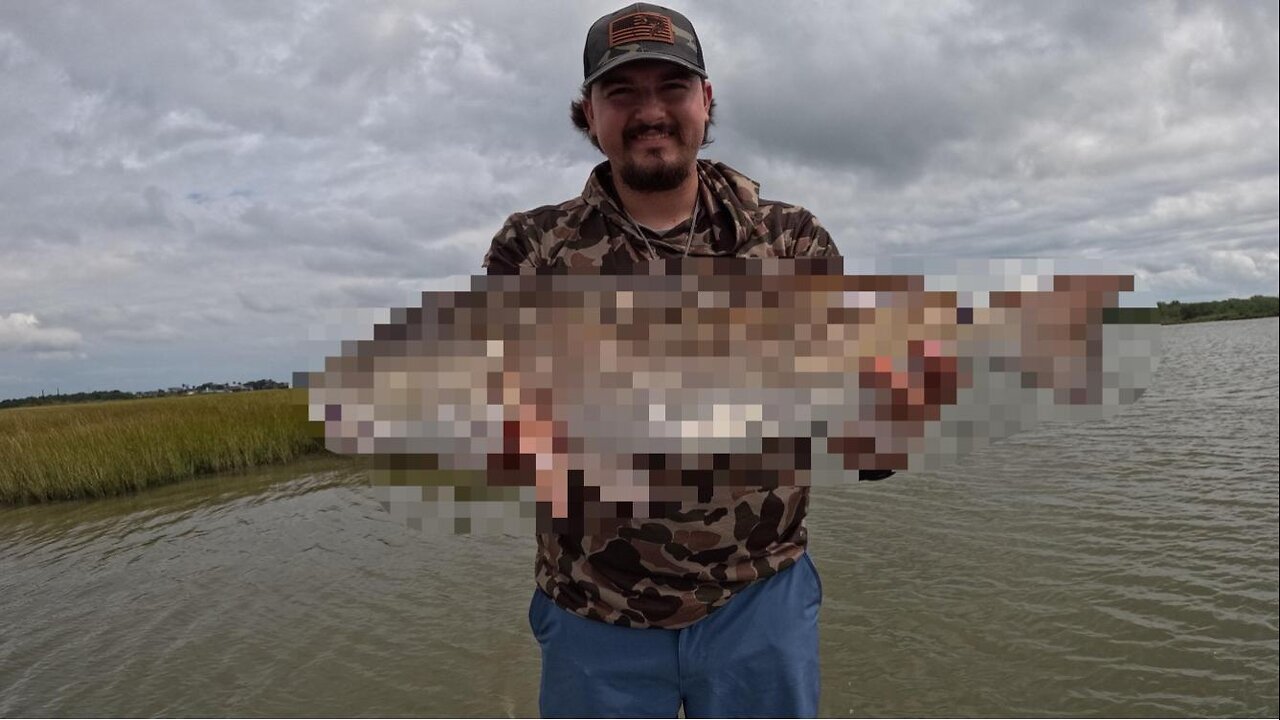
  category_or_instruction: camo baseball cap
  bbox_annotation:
[583,3,707,86]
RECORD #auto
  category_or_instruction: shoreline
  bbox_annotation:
[1156,296,1278,325]
[1160,313,1278,325]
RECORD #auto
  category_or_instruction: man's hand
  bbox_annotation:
[500,398,574,519]
[827,338,963,475]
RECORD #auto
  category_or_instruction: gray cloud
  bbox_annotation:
[0,0,1275,399]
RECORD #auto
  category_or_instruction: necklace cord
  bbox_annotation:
[626,195,700,260]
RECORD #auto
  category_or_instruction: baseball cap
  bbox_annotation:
[583,3,707,86]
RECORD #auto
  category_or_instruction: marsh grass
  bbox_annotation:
[0,390,323,504]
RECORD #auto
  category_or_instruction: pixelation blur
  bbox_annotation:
[297,257,1159,534]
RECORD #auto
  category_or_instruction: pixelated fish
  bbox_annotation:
[298,257,1159,532]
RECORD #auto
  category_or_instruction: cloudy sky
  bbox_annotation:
[0,1,1276,400]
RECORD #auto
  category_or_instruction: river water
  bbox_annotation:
[1,317,1276,717]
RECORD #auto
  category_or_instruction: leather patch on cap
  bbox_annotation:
[608,12,675,46]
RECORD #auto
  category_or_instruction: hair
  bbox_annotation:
[569,80,717,152]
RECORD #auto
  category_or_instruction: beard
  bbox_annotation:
[617,122,698,193]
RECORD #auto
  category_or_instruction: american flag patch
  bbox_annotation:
[608,12,675,46]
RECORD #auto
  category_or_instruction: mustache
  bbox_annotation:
[624,122,682,143]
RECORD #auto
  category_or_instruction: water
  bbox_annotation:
[1,318,1276,717]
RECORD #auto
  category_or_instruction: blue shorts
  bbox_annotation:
[528,552,823,718]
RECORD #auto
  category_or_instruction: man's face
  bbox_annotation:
[584,60,713,193]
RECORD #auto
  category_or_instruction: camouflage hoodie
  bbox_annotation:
[483,159,838,629]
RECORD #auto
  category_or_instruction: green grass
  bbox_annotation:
[0,390,323,504]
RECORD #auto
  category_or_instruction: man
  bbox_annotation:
[483,5,848,717]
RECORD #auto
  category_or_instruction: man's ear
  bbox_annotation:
[702,80,713,111]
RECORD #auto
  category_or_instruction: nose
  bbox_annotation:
[632,88,668,123]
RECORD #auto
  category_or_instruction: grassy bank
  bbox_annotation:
[0,390,323,504]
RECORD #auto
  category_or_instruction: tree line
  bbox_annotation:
[0,379,291,410]
[1156,295,1279,325]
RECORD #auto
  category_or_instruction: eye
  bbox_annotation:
[664,83,697,100]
